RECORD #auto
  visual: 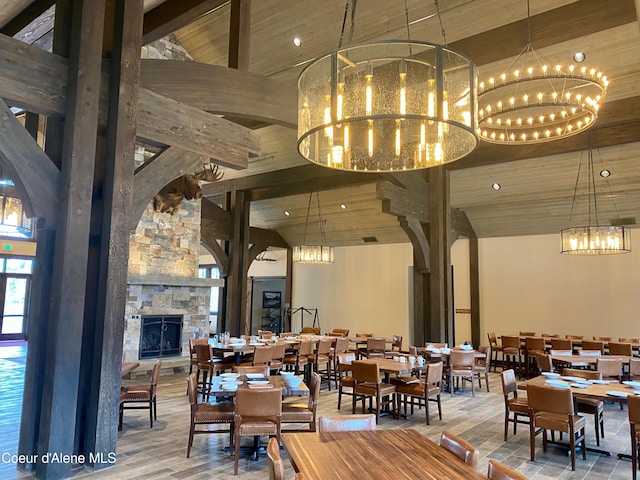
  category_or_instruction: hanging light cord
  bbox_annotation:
[526,0,532,46]
[337,0,357,48]
[337,0,350,48]
[404,0,411,42]
[434,0,447,46]
[567,155,583,226]
[301,190,313,245]
[316,191,329,245]
[588,149,599,227]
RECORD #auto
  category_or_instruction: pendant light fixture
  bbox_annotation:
[293,190,334,264]
[297,0,478,172]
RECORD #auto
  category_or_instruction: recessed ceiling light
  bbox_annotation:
[573,51,586,63]
[284,210,291,216]
[339,203,347,210]
[599,169,611,178]
[293,37,302,47]
[491,182,501,190]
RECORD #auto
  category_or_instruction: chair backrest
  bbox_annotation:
[487,332,498,347]
[253,345,274,365]
[629,394,640,425]
[578,350,601,357]
[235,387,282,417]
[334,337,350,353]
[150,360,162,395]
[630,358,640,377]
[449,350,475,367]
[439,431,479,468]
[351,360,380,384]
[597,357,623,378]
[280,332,294,338]
[187,372,198,406]
[356,332,373,338]
[608,342,633,356]
[476,345,490,368]
[501,336,520,349]
[301,327,320,335]
[581,340,604,354]
[549,349,572,356]
[487,459,528,480]
[519,331,536,337]
[535,353,552,372]
[426,361,444,386]
[260,331,275,340]
[267,437,285,480]
[189,337,208,355]
[391,335,403,351]
[367,337,387,352]
[194,343,213,365]
[271,343,287,361]
[620,337,640,343]
[550,338,572,350]
[501,369,518,397]
[593,336,612,342]
[541,333,558,338]
[525,337,546,351]
[297,340,313,356]
[316,338,332,355]
[331,328,350,337]
[527,384,573,415]
[337,352,356,375]
[562,368,601,380]
[409,346,418,355]
[565,334,583,340]
[233,364,271,376]
[318,414,376,432]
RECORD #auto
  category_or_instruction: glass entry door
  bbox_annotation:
[0,274,30,340]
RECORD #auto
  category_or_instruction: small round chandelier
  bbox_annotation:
[477,0,607,144]
[560,149,631,255]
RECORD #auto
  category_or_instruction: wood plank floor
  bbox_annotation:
[0,344,635,479]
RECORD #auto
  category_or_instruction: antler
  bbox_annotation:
[194,163,223,182]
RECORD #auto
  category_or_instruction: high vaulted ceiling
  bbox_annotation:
[3,0,640,247]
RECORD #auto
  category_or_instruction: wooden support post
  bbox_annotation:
[469,237,480,348]
[225,190,250,336]
[228,0,251,71]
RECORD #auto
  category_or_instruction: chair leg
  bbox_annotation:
[485,372,490,392]
[632,424,637,480]
[504,410,509,441]
[233,431,240,475]
[594,413,600,446]
[187,422,195,458]
[149,399,153,428]
[529,421,536,461]
[436,394,442,420]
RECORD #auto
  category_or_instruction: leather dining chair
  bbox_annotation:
[336,352,356,410]
[500,369,531,441]
[252,345,275,367]
[630,358,640,381]
[351,360,397,423]
[283,340,312,377]
[329,337,350,389]
[444,350,476,397]
[628,394,640,480]
[527,384,586,471]
[330,328,350,337]
[593,336,613,342]
[501,336,523,378]
[550,338,572,351]
[364,337,387,359]
[487,459,528,480]
[581,340,605,355]
[597,357,623,383]
[269,343,287,375]
[119,359,162,430]
[282,372,320,432]
[308,338,332,390]
[519,331,536,337]
[439,430,479,469]
[318,413,376,432]
[524,337,546,378]
[186,373,234,458]
[487,332,503,372]
[233,387,282,475]
[609,341,634,357]
[395,361,443,425]
[384,335,403,358]
[474,345,491,391]
[562,368,605,446]
[267,437,285,480]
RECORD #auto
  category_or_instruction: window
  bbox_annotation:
[199,265,221,332]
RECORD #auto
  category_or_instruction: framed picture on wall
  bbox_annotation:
[263,291,282,309]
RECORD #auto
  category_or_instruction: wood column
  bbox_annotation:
[469,236,481,348]
[427,166,453,344]
[225,190,250,335]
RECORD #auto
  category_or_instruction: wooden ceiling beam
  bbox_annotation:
[142,0,229,45]
[227,0,250,71]
[0,0,56,37]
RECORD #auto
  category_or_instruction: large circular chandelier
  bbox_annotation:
[297,40,478,172]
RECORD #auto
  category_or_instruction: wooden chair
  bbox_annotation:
[581,340,605,355]
[364,337,387,359]
[597,357,623,383]
[562,368,605,446]
[329,337,350,388]
[318,414,376,432]
[524,337,546,378]
[186,373,234,458]
[195,343,231,400]
[395,361,443,425]
[444,350,476,397]
[628,394,640,480]
[501,336,522,378]
[621,337,640,343]
[252,345,274,366]
[593,336,613,342]
[233,387,282,475]
[487,459,528,480]
[330,328,350,337]
[474,345,491,391]
[119,359,162,430]
[233,364,270,376]
[351,360,397,423]
[307,338,332,390]
[439,431,479,469]
[519,331,536,337]
[300,326,320,335]
[269,343,287,374]
[487,332,503,372]
[609,342,633,356]
[527,384,586,471]
[259,330,275,339]
[188,338,209,377]
[336,352,356,410]
[541,333,559,339]
[501,369,531,441]
[630,358,640,381]
[384,335,403,358]
[565,334,584,340]
[550,338,572,351]
[283,340,312,376]
[282,372,320,432]
[534,353,553,374]
[267,437,285,480]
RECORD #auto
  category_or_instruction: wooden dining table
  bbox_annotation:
[282,428,487,480]
[208,374,309,398]
[550,354,631,369]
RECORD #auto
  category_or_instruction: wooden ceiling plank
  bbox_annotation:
[451,0,637,66]
[142,0,229,45]
[0,0,55,37]
[137,87,257,169]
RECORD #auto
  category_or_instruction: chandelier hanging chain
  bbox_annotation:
[301,189,313,245]
[526,0,532,46]
[348,0,357,44]
[315,191,328,246]
[567,156,582,227]
[434,0,447,46]
[337,0,350,48]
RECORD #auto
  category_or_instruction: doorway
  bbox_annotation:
[0,258,32,341]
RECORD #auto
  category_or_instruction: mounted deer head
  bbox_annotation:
[152,163,224,215]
